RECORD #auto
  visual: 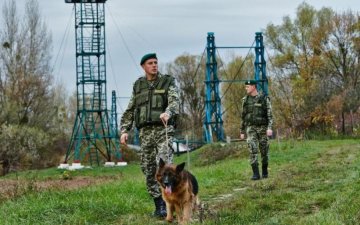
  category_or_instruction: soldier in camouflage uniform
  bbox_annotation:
[240,80,273,180]
[120,53,179,218]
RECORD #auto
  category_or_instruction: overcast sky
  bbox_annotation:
[3,0,360,112]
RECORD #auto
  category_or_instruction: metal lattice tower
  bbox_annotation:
[204,32,225,143]
[254,32,268,96]
[110,91,122,161]
[203,32,268,143]
[64,0,119,165]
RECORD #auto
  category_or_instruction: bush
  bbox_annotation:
[194,142,247,166]
[121,145,140,163]
[0,124,50,175]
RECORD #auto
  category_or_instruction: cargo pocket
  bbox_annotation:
[150,93,164,122]
[150,110,162,122]
[152,94,164,109]
[135,92,149,127]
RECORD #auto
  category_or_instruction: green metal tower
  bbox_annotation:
[64,0,119,165]
[203,32,268,143]
[204,32,224,143]
[110,90,122,162]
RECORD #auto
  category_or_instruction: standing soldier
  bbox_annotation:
[240,80,273,180]
[120,53,180,217]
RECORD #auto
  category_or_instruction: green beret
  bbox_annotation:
[245,80,257,85]
[140,53,157,65]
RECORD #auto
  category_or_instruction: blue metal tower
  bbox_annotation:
[203,32,268,143]
[254,32,268,96]
[204,32,225,143]
[64,0,118,165]
[110,91,122,161]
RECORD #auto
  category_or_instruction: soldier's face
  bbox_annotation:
[142,59,158,77]
[245,84,256,95]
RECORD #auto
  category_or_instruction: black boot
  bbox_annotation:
[251,164,261,180]
[153,196,167,218]
[262,163,268,178]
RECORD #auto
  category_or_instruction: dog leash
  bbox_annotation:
[163,119,169,152]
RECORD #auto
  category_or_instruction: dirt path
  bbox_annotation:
[0,176,116,201]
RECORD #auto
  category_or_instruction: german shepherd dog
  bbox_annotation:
[156,158,199,224]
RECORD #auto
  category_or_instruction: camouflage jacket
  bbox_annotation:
[120,73,180,134]
[240,94,273,133]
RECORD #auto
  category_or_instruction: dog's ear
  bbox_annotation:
[176,162,186,174]
[159,158,165,168]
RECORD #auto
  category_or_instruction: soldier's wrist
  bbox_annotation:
[120,129,128,135]
[164,111,172,118]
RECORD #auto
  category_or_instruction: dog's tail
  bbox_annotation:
[190,173,199,195]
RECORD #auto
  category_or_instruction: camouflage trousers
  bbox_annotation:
[139,124,174,198]
[245,125,269,166]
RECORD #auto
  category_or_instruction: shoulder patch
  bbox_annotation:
[162,74,175,80]
[137,76,146,81]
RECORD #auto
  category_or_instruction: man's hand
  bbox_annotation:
[240,133,245,140]
[266,129,273,137]
[160,113,170,125]
[120,133,128,145]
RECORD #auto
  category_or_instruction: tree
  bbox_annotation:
[166,53,205,140]
[0,0,54,128]
[220,54,254,138]
[0,0,69,174]
[264,3,360,136]
[320,11,360,134]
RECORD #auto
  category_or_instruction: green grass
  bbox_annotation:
[1,139,359,225]
[1,164,141,181]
